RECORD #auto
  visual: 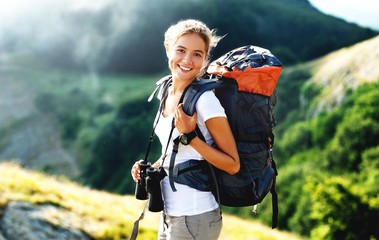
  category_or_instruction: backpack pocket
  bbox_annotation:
[216,149,275,206]
[173,160,214,192]
[236,92,272,144]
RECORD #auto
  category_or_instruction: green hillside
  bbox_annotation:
[0,64,159,184]
[271,36,379,239]
[0,162,305,240]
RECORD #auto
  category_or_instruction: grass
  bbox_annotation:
[0,161,305,240]
[0,161,155,239]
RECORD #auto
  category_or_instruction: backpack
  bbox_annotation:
[178,45,281,228]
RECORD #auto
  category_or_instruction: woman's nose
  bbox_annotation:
[182,54,191,62]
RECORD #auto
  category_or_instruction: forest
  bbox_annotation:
[0,0,378,239]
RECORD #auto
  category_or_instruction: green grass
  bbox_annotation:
[0,161,305,240]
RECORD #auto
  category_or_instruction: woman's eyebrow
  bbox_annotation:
[177,45,205,54]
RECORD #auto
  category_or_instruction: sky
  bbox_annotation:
[0,0,378,30]
[309,0,379,30]
[0,0,377,59]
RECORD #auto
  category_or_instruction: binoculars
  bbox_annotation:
[135,162,164,212]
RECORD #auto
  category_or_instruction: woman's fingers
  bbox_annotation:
[174,104,197,133]
[131,160,143,182]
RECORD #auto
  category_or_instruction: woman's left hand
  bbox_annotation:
[174,103,197,134]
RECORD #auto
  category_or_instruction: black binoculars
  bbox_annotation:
[135,162,164,212]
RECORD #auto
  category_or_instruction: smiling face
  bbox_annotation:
[167,33,207,82]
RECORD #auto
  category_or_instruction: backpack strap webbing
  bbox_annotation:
[168,136,179,191]
[195,124,221,205]
[270,156,279,229]
[129,201,148,240]
[167,82,197,191]
[271,176,278,229]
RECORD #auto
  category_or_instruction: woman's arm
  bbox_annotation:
[174,104,240,174]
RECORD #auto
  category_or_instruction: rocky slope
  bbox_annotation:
[0,68,80,178]
[308,35,379,114]
[0,201,91,240]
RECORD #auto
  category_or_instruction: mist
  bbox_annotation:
[0,0,142,73]
[1,0,377,74]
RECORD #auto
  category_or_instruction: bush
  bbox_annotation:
[307,176,378,240]
[83,97,160,194]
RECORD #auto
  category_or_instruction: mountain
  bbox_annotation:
[0,0,377,74]
[0,67,158,180]
[270,35,379,239]
[0,69,82,179]
[1,1,377,183]
[275,35,379,124]
[307,35,379,114]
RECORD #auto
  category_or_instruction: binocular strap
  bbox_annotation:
[129,201,148,240]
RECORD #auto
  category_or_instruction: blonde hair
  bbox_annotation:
[164,19,223,61]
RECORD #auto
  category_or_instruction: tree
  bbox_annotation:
[83,97,160,193]
[307,176,378,240]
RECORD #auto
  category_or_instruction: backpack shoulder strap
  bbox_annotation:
[181,78,223,116]
[148,75,172,102]
[166,78,222,192]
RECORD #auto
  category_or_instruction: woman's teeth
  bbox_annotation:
[179,65,191,71]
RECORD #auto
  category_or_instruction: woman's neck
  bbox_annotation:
[171,76,194,95]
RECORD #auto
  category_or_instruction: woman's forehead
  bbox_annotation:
[172,33,207,52]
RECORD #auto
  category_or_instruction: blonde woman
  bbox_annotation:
[131,19,239,240]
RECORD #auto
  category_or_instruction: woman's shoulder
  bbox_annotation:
[198,89,216,100]
[196,90,226,120]
[197,90,219,108]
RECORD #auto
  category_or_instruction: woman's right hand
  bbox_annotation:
[131,160,144,182]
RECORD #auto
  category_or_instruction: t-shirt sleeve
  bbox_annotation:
[196,90,226,124]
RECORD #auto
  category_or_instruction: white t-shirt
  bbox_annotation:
[155,90,226,216]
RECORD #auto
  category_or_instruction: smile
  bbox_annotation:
[179,65,192,71]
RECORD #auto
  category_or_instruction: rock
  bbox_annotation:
[0,201,92,240]
[0,115,80,179]
[0,232,6,240]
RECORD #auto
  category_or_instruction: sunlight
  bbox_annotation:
[0,0,114,28]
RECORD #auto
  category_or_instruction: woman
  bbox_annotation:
[131,19,240,240]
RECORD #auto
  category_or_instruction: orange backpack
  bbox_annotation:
[207,45,282,96]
